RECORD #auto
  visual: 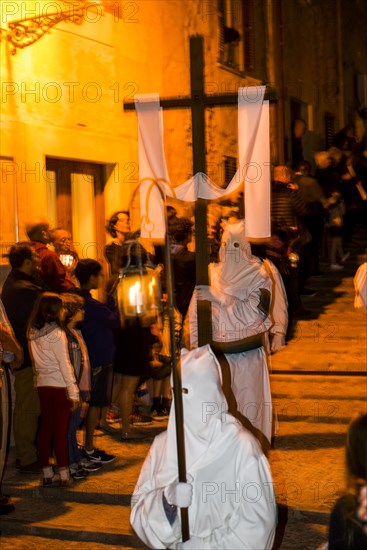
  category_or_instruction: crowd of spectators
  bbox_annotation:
[0,212,198,496]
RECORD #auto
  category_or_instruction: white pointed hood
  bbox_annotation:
[211,220,266,299]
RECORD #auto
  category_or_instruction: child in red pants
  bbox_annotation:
[28,293,79,487]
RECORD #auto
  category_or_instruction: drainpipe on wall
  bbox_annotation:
[14,169,19,242]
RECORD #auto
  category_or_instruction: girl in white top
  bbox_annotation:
[28,292,79,487]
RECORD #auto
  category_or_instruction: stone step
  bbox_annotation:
[271,375,365,424]
[271,362,367,372]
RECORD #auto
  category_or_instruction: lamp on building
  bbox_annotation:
[0,1,104,55]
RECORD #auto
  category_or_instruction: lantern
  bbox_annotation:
[116,240,160,320]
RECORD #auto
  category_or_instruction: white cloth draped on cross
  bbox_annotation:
[135,86,270,239]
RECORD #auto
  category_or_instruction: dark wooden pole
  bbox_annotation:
[140,180,189,541]
[162,205,190,542]
[190,35,212,346]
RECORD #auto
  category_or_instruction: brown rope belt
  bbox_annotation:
[210,333,265,354]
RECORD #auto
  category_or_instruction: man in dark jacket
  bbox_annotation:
[294,161,326,277]
[169,217,196,321]
[26,219,75,293]
[271,165,307,231]
[150,217,197,420]
[271,166,310,327]
[1,243,43,472]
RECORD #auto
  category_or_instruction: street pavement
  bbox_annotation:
[0,227,366,549]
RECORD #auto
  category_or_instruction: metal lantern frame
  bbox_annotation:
[117,240,160,320]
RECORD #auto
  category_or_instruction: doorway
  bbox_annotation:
[45,158,108,296]
[45,158,107,262]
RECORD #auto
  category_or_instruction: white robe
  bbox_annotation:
[130,345,276,550]
[188,221,273,443]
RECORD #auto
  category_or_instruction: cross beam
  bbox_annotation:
[124,90,277,110]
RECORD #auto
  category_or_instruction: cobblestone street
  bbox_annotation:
[0,229,366,550]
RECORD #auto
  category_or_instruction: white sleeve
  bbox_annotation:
[53,329,79,401]
[130,445,181,549]
[200,455,276,550]
[189,281,272,346]
[354,263,367,312]
[264,259,288,336]
[76,331,91,392]
[213,280,272,341]
[187,290,198,349]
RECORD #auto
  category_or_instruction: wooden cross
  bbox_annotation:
[124,35,276,345]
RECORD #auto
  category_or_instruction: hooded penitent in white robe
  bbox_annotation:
[188,220,273,443]
[130,345,276,550]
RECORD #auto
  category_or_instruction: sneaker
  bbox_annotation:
[83,448,117,464]
[70,465,88,480]
[106,409,121,423]
[160,407,170,418]
[151,407,169,421]
[78,459,102,473]
[130,413,153,426]
[341,252,350,263]
[330,263,343,271]
[69,462,79,473]
[95,449,117,464]
[136,384,151,407]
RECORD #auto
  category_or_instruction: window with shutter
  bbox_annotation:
[324,113,335,148]
[243,0,255,72]
[218,0,243,71]
[224,155,237,186]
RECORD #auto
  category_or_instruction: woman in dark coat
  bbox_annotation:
[104,211,154,440]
